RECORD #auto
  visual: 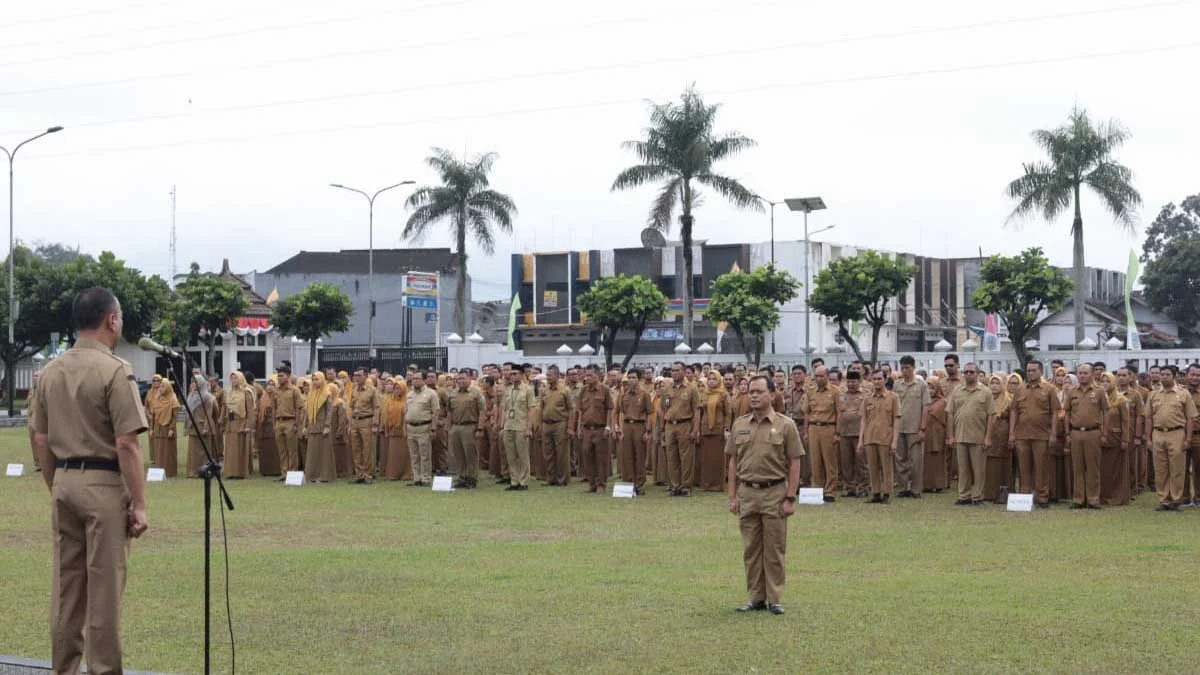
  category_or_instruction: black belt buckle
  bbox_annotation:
[1072,426,1097,432]
[408,420,431,426]
[56,458,120,472]
[741,478,784,489]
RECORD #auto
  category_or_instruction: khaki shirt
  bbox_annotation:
[577,383,612,426]
[447,388,486,425]
[805,385,839,425]
[32,337,148,461]
[724,410,805,483]
[349,383,380,423]
[787,385,806,422]
[947,383,994,444]
[618,387,653,423]
[1065,387,1108,430]
[892,377,930,434]
[1012,380,1060,440]
[860,390,901,446]
[1192,389,1200,448]
[837,389,865,437]
[274,383,304,420]
[406,386,440,424]
[941,376,963,398]
[1147,386,1197,430]
[501,382,536,432]
[663,382,701,423]
[540,384,574,424]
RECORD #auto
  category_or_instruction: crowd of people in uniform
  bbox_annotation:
[102,353,1199,511]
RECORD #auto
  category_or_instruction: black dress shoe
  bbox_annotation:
[880,495,891,504]
[909,492,922,499]
[1155,503,1171,511]
[735,601,767,612]
[1086,504,1101,510]
[869,494,882,503]
[1071,503,1085,510]
[954,498,971,505]
[505,484,520,491]
[516,484,529,491]
[823,495,835,503]
[767,603,785,615]
[496,478,511,485]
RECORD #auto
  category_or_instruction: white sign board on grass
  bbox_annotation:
[146,467,166,482]
[6,463,24,477]
[798,488,824,505]
[1006,493,1035,512]
[612,482,636,498]
[431,476,454,492]
[284,471,305,487]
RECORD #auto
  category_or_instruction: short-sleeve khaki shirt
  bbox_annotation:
[805,385,839,425]
[837,389,865,437]
[1147,386,1197,430]
[406,386,440,424]
[860,390,901,446]
[892,377,931,434]
[1065,387,1108,430]
[501,382,537,431]
[274,383,304,419]
[1012,380,1060,440]
[349,383,379,421]
[32,337,148,461]
[947,383,994,444]
[664,382,701,423]
[724,410,805,483]
[447,388,486,425]
[539,383,574,424]
[577,382,613,426]
[618,387,652,423]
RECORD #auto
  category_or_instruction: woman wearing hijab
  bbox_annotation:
[297,376,311,470]
[223,371,256,479]
[208,375,227,460]
[145,375,181,478]
[185,376,217,478]
[923,377,949,492]
[697,370,732,492]
[304,373,337,483]
[1051,366,1072,502]
[983,372,1014,502]
[378,378,404,481]
[256,377,282,476]
[432,373,452,475]
[330,380,353,478]
[1099,371,1133,505]
[732,378,751,418]
[650,377,668,487]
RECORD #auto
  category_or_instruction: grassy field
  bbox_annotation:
[1,427,1198,675]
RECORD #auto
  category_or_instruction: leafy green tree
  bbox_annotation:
[271,283,355,368]
[30,241,94,267]
[808,251,915,365]
[576,275,668,369]
[1006,106,1141,343]
[972,247,1073,370]
[404,148,517,337]
[160,274,249,376]
[612,85,761,346]
[1140,194,1200,338]
[0,246,69,406]
[706,264,800,367]
[56,251,172,344]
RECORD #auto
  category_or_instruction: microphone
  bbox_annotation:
[138,336,182,358]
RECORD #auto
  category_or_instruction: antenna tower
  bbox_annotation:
[169,185,177,287]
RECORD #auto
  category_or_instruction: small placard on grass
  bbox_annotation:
[612,482,635,498]
[431,476,454,492]
[284,471,305,487]
[798,488,824,505]
[146,467,166,482]
[6,463,24,477]
[1007,493,1034,512]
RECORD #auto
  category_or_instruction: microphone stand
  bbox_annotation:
[165,352,233,675]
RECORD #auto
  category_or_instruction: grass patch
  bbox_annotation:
[1,427,1197,674]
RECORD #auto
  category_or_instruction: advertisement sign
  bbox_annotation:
[404,272,438,310]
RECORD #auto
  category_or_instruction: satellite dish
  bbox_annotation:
[640,228,667,249]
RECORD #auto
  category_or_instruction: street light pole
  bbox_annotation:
[330,180,414,367]
[784,197,827,354]
[2,125,63,417]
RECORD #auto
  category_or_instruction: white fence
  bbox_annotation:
[448,342,1200,375]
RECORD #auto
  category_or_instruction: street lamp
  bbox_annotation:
[785,197,829,355]
[2,125,63,417]
[329,180,414,364]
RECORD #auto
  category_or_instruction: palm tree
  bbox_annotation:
[612,86,761,346]
[1006,106,1141,343]
[404,148,517,337]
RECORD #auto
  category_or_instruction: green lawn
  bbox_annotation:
[1,426,1197,674]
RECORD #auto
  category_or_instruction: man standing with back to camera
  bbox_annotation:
[31,287,150,675]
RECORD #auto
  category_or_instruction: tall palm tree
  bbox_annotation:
[404,148,517,337]
[1007,106,1141,343]
[612,86,761,346]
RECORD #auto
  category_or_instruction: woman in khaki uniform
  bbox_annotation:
[983,373,1013,501]
[208,376,227,460]
[185,377,217,478]
[145,375,180,477]
[297,377,311,469]
[384,378,413,481]
[1100,372,1133,505]
[698,371,732,491]
[923,378,949,492]
[256,378,282,476]
[304,375,336,483]
[331,382,353,478]
[650,378,668,487]
[223,371,256,479]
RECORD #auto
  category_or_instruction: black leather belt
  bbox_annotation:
[542,419,565,425]
[275,416,295,420]
[1071,426,1099,432]
[1155,426,1184,432]
[740,478,785,489]
[583,423,606,429]
[667,417,692,425]
[809,421,834,427]
[407,420,432,426]
[453,420,478,426]
[353,415,374,420]
[56,458,120,472]
[623,419,646,425]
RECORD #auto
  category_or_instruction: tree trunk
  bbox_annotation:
[309,339,319,373]
[736,327,754,365]
[753,334,763,369]
[205,337,217,377]
[869,322,883,367]
[1072,182,1085,344]
[602,327,616,369]
[621,320,647,370]
[456,213,468,337]
[680,182,695,348]
[837,321,866,363]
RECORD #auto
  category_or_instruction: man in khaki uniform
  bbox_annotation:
[576,365,613,493]
[1008,360,1060,505]
[27,370,41,471]
[1146,366,1197,511]
[406,371,440,486]
[805,367,841,502]
[837,370,866,497]
[347,368,380,484]
[31,287,149,675]
[892,355,930,498]
[859,370,901,504]
[788,366,811,487]
[1064,364,1108,509]
[1186,364,1200,504]
[947,363,994,505]
[446,371,486,489]
[727,375,803,615]
[615,373,653,495]
[272,366,304,477]
[663,361,701,497]
[539,365,574,486]
[501,369,536,491]
[1117,366,1145,497]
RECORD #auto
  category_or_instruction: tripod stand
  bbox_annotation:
[166,355,234,675]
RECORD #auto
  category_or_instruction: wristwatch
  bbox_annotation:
[783,495,796,503]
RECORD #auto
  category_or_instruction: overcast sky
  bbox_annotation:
[4,0,1198,301]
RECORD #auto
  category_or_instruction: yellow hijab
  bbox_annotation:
[990,372,1012,415]
[1102,372,1126,407]
[386,378,409,429]
[226,371,248,419]
[703,375,726,431]
[305,372,330,424]
[145,378,178,426]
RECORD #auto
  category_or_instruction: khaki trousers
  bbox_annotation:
[274,419,300,472]
[737,481,789,605]
[1152,430,1187,505]
[541,420,570,485]
[1015,439,1051,503]
[579,427,608,489]
[502,428,531,487]
[809,425,839,497]
[894,432,924,494]
[865,443,894,497]
[664,423,695,492]
[838,436,866,494]
[619,422,648,489]
[449,424,479,482]
[349,417,375,480]
[51,468,130,675]
[407,424,433,483]
[956,442,986,501]
[1069,430,1102,506]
